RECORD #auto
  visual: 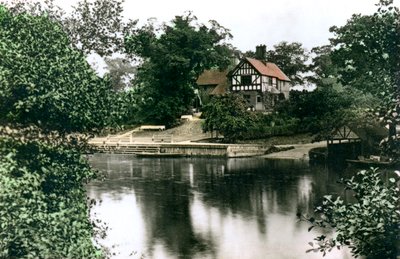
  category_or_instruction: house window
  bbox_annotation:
[257,96,262,103]
[268,77,272,85]
[241,75,252,85]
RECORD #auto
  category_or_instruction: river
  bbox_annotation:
[88,154,355,259]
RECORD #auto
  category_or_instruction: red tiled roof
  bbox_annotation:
[245,58,290,81]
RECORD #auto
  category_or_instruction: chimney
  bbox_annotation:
[255,44,266,63]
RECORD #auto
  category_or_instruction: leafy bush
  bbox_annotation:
[238,115,301,140]
[300,168,400,258]
[0,130,104,258]
[202,94,257,142]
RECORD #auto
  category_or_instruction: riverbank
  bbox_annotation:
[262,141,326,160]
[89,119,323,159]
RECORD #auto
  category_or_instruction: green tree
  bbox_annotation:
[300,169,400,259]
[125,13,234,126]
[329,1,399,97]
[301,2,400,258]
[0,5,113,132]
[202,94,256,142]
[267,41,310,85]
[279,87,365,139]
[307,45,339,86]
[63,0,137,56]
[1,0,136,57]
[104,57,137,91]
[329,0,400,158]
[0,6,113,257]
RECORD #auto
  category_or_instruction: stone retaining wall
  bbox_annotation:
[91,142,268,158]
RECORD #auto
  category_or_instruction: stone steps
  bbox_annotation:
[95,144,160,154]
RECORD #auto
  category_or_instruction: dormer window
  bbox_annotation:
[241,75,252,85]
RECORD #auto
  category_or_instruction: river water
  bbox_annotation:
[88,154,355,259]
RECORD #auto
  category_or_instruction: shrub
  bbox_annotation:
[300,168,400,258]
[0,130,104,258]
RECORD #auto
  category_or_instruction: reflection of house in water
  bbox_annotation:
[196,45,291,111]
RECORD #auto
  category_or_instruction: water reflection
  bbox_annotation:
[88,155,354,259]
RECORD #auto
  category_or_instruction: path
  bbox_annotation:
[262,141,326,160]
[89,117,211,145]
[90,117,326,159]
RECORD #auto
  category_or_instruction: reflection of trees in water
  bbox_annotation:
[134,177,216,258]
[89,155,216,258]
[192,160,304,236]
[88,155,357,257]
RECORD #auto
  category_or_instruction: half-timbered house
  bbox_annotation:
[229,46,291,111]
[196,45,291,111]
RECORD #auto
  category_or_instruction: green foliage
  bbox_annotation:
[125,13,234,126]
[1,0,136,57]
[278,88,350,136]
[307,45,338,86]
[108,89,139,126]
[327,0,400,159]
[0,7,111,258]
[202,94,256,142]
[0,128,104,258]
[104,57,136,91]
[0,7,113,133]
[238,113,300,140]
[63,0,137,56]
[0,0,64,20]
[267,41,310,85]
[329,1,399,97]
[301,168,400,258]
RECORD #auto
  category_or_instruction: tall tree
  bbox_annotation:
[0,0,136,57]
[0,5,113,132]
[125,14,234,126]
[307,45,339,86]
[0,6,114,257]
[329,1,400,96]
[302,1,400,258]
[329,0,400,157]
[267,41,310,85]
[63,0,137,56]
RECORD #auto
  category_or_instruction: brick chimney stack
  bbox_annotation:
[255,44,267,63]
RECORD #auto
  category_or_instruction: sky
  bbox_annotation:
[55,0,399,52]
